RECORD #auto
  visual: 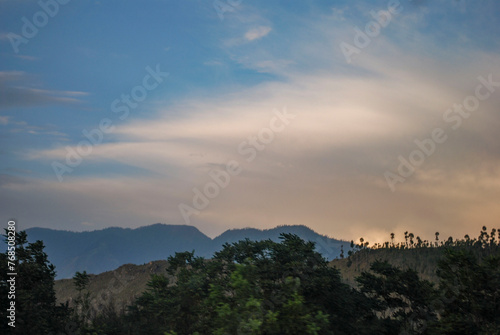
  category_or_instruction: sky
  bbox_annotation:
[1,0,500,244]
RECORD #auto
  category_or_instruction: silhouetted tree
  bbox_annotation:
[0,230,71,335]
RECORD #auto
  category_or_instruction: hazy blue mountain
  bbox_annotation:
[212,225,347,258]
[16,224,348,279]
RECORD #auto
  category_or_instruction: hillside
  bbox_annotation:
[331,247,444,287]
[55,246,445,313]
[55,261,172,314]
[21,224,348,279]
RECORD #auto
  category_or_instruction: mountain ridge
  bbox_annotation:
[17,224,348,279]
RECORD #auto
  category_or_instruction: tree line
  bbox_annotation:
[1,227,499,334]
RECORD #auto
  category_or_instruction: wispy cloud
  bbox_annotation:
[0,71,88,109]
[0,71,25,80]
[13,55,38,61]
[245,26,272,41]
[26,35,500,239]
[3,0,500,242]
[331,7,347,21]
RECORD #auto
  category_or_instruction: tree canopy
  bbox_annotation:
[0,230,71,334]
[2,227,498,334]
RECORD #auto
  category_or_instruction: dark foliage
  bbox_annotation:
[2,226,498,335]
[0,230,71,335]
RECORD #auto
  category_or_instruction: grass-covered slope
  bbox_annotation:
[331,247,443,287]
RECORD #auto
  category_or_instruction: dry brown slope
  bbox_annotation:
[330,247,443,287]
[55,260,171,314]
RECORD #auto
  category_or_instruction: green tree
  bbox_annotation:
[73,270,92,326]
[428,246,500,334]
[210,262,269,334]
[0,230,71,334]
[125,250,210,334]
[357,260,438,334]
[124,234,380,334]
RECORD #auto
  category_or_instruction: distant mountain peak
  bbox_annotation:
[18,223,348,279]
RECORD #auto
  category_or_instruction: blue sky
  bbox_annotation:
[1,0,500,242]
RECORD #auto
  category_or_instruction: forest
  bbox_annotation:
[1,227,499,334]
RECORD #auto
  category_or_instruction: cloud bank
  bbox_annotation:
[2,0,500,244]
